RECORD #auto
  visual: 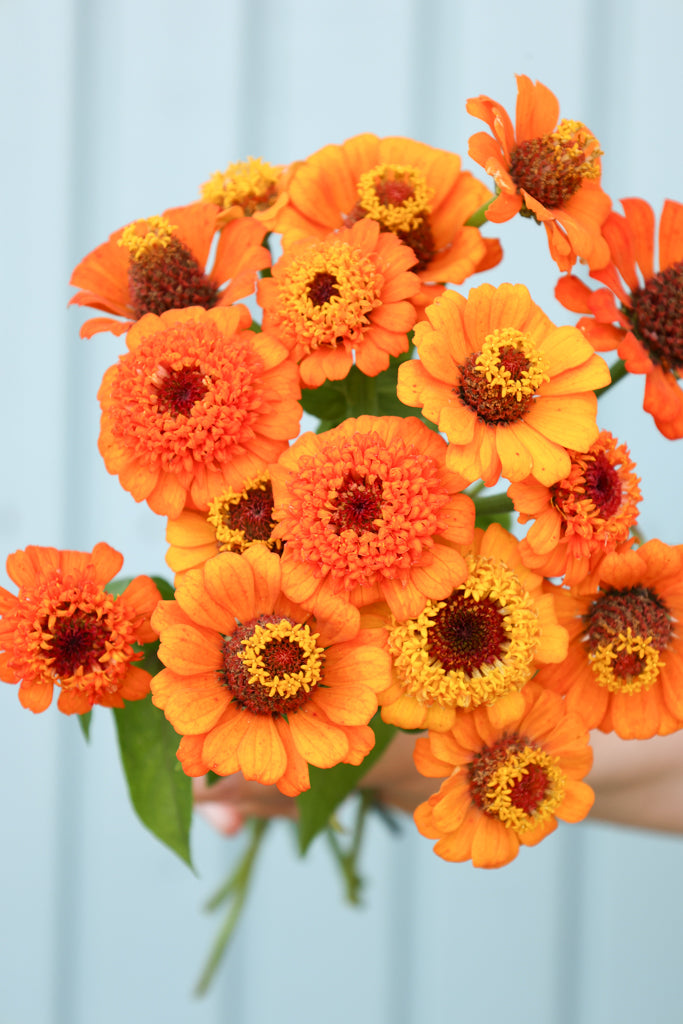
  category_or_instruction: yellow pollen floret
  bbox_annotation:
[387,555,541,710]
[484,747,564,832]
[474,327,549,400]
[236,620,324,700]
[201,157,281,212]
[550,119,602,181]
[589,626,664,694]
[356,163,433,233]
[206,474,275,553]
[118,216,176,260]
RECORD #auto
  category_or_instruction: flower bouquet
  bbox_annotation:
[2,74,682,992]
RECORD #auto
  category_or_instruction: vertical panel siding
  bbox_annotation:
[1,1,682,1021]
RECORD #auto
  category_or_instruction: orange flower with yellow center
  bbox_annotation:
[69,201,270,339]
[509,430,642,587]
[270,416,475,633]
[272,133,501,311]
[535,540,683,738]
[413,683,594,868]
[0,543,159,715]
[556,198,683,439]
[151,546,391,794]
[98,305,302,518]
[397,283,610,488]
[258,219,420,386]
[377,524,568,733]
[165,473,280,578]
[467,75,611,271]
[200,156,291,228]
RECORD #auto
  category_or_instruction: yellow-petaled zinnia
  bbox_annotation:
[97,305,302,519]
[376,523,568,733]
[200,156,291,229]
[535,539,683,738]
[467,75,611,271]
[150,546,391,794]
[270,416,475,635]
[509,429,642,587]
[412,682,594,868]
[397,282,610,488]
[258,219,421,387]
[271,133,501,313]
[69,201,270,339]
[556,198,683,439]
[0,543,160,715]
[165,473,280,579]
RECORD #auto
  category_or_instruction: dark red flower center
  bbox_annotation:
[328,474,384,534]
[627,261,683,374]
[308,272,341,306]
[509,135,587,210]
[582,451,622,517]
[458,347,534,424]
[223,482,276,543]
[46,610,110,678]
[468,737,527,809]
[154,364,209,417]
[427,593,507,674]
[508,762,550,814]
[128,236,219,318]
[585,586,673,676]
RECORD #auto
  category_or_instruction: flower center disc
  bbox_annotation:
[468,738,564,831]
[627,261,683,374]
[208,478,278,552]
[45,609,110,677]
[459,328,548,424]
[508,119,601,210]
[585,586,673,692]
[328,474,384,535]
[427,593,507,674]
[154,364,209,417]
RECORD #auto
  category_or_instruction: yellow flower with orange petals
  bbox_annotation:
[0,543,159,715]
[556,198,683,439]
[467,75,611,271]
[150,546,391,795]
[413,683,594,868]
[98,305,302,518]
[270,416,475,634]
[377,524,568,733]
[272,133,501,312]
[258,219,420,386]
[69,201,270,339]
[535,540,683,739]
[509,429,641,587]
[397,283,610,488]
[165,473,280,578]
[200,156,291,228]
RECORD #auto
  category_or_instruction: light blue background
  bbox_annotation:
[1,1,682,1021]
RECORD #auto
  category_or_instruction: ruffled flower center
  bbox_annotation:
[344,163,435,271]
[468,737,565,832]
[626,261,683,374]
[118,215,218,317]
[387,555,540,709]
[220,615,325,714]
[509,119,602,211]
[207,475,279,553]
[584,585,673,693]
[154,364,210,417]
[201,158,281,215]
[459,327,548,424]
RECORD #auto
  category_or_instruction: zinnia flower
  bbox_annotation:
[200,156,291,228]
[98,305,302,518]
[377,524,568,733]
[70,201,270,338]
[535,539,683,738]
[397,283,610,487]
[151,545,391,794]
[413,683,594,868]
[270,416,475,633]
[272,133,501,310]
[556,198,683,438]
[0,543,159,715]
[258,218,420,387]
[509,429,642,587]
[467,75,611,271]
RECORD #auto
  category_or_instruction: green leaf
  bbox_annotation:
[301,382,347,423]
[150,575,175,600]
[296,714,397,854]
[113,645,193,867]
[78,710,92,741]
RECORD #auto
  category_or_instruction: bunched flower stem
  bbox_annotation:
[473,493,514,517]
[465,197,494,228]
[325,789,378,905]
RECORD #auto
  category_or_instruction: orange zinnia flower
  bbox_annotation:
[556,198,683,439]
[98,305,301,518]
[509,429,642,587]
[397,283,610,488]
[413,683,594,868]
[0,543,159,715]
[535,540,683,739]
[151,546,391,794]
[165,473,280,578]
[270,416,475,633]
[377,524,568,733]
[69,201,270,339]
[258,219,420,387]
[467,75,611,271]
[200,156,292,228]
[272,133,500,310]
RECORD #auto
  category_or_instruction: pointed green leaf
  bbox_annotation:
[78,710,92,741]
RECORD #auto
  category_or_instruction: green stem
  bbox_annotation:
[465,197,494,228]
[473,493,514,516]
[325,790,375,905]
[595,358,627,397]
